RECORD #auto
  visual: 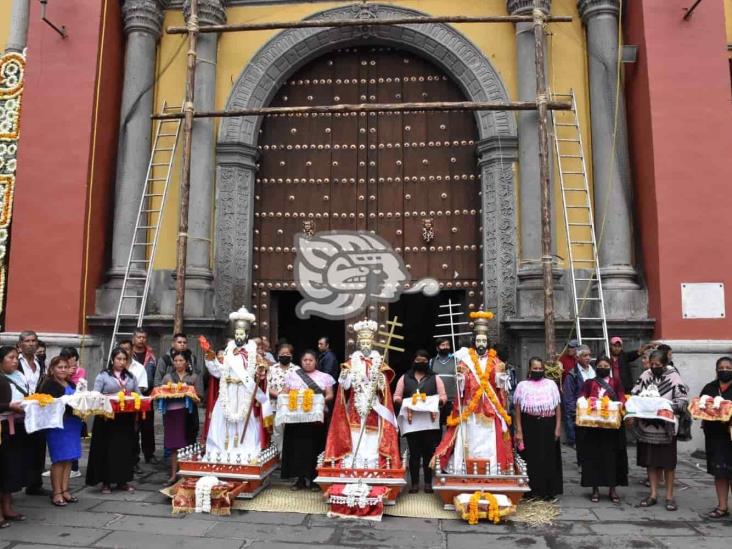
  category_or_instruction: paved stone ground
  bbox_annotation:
[3,436,730,548]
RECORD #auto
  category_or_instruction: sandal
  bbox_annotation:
[117,484,135,493]
[4,514,26,521]
[639,496,657,507]
[51,492,67,507]
[590,492,600,503]
[62,491,79,503]
[101,485,112,495]
[707,507,729,519]
[665,499,678,512]
[0,520,10,529]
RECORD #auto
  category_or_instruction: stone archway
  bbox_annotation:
[214,4,518,340]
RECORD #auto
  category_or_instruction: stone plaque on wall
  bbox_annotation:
[681,283,725,319]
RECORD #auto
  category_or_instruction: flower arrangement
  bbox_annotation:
[302,389,314,412]
[288,390,298,411]
[447,348,511,429]
[466,491,503,525]
[469,311,495,320]
[411,390,427,406]
[23,393,54,406]
[116,390,126,410]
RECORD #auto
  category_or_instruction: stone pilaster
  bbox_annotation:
[98,0,162,315]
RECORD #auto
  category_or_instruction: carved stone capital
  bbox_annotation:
[506,0,551,16]
[122,0,164,38]
[183,0,227,26]
[577,0,620,23]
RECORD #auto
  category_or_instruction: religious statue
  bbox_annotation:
[432,311,514,475]
[203,307,272,463]
[324,320,401,469]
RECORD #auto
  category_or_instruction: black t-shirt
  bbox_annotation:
[134,351,147,365]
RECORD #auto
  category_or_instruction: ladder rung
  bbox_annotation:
[566,206,588,209]
[560,154,583,158]
[153,147,175,152]
[568,222,592,226]
[578,317,604,321]
[557,138,580,142]
[563,171,585,175]
[158,133,179,137]
[132,242,153,246]
[578,297,602,301]
[145,193,165,197]
[574,277,597,282]
[581,337,607,341]
[555,123,577,127]
[150,163,169,166]
[570,240,595,244]
[136,225,156,230]
[564,188,587,191]
[140,209,162,214]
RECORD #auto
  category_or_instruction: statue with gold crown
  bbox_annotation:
[323,320,401,470]
[432,311,514,477]
[202,307,273,463]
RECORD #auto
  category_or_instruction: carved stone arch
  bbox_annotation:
[215,3,519,337]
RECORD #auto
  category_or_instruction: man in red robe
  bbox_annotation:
[324,320,401,469]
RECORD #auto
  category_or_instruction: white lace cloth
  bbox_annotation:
[21,400,65,433]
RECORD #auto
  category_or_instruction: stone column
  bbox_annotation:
[108,0,163,281]
[6,0,29,53]
[214,143,258,318]
[578,0,638,293]
[175,0,225,316]
[508,0,563,318]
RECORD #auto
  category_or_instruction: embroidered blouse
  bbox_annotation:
[513,378,561,417]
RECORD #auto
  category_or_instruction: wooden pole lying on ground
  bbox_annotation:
[174,0,198,335]
[152,100,572,121]
[533,1,556,359]
[166,14,573,35]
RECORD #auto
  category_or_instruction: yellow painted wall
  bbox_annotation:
[0,1,14,53]
[153,0,592,270]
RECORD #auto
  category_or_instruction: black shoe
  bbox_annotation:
[145,456,160,465]
[26,487,52,496]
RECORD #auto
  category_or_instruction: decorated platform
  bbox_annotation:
[175,443,279,500]
[431,455,530,509]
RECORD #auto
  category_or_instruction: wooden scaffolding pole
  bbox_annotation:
[166,14,573,35]
[533,1,556,359]
[152,100,572,121]
[174,0,199,334]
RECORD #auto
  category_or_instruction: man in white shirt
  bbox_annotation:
[562,345,596,449]
[18,330,51,495]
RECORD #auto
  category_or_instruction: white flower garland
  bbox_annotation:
[349,350,382,419]
[217,341,257,423]
[194,476,219,513]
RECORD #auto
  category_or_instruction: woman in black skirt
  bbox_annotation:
[513,357,563,502]
[0,346,29,528]
[701,356,732,519]
[577,356,628,503]
[85,348,140,494]
[632,349,688,511]
[279,350,335,490]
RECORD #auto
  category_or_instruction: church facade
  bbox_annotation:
[1,0,731,401]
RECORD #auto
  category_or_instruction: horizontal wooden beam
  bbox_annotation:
[166,14,573,35]
[151,100,572,120]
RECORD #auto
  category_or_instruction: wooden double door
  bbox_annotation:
[251,46,482,356]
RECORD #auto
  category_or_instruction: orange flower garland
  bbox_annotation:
[600,395,610,419]
[411,390,427,406]
[466,491,502,525]
[302,389,314,412]
[117,390,126,411]
[447,348,511,428]
[288,389,299,411]
[24,393,54,406]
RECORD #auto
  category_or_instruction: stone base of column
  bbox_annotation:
[516,263,568,319]
[600,265,647,319]
[95,269,147,317]
[159,267,215,318]
[0,332,105,374]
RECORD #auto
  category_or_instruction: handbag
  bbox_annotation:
[676,403,693,442]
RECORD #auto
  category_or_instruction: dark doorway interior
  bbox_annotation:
[387,290,467,381]
[273,291,346,364]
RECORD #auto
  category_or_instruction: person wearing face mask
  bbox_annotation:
[576,356,628,504]
[562,345,595,449]
[700,357,732,519]
[267,343,299,453]
[513,358,562,502]
[632,350,688,511]
[430,338,457,428]
[394,350,447,493]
